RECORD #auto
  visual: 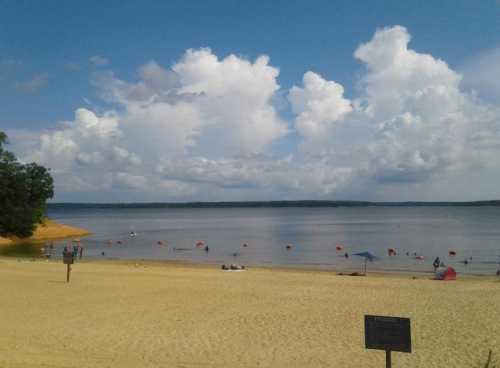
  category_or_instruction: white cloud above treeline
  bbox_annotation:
[11,26,500,201]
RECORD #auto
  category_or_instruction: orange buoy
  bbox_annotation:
[335,244,343,251]
[449,250,456,256]
[196,240,205,247]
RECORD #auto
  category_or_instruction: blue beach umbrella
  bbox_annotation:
[353,251,377,274]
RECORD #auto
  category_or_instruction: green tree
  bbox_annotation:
[0,132,54,238]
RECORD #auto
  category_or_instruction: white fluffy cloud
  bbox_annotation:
[14,26,500,201]
[289,71,352,145]
[157,155,354,195]
[290,25,500,186]
[21,49,291,198]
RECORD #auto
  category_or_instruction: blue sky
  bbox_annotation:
[2,1,500,202]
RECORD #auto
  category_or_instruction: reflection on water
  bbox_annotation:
[7,206,499,275]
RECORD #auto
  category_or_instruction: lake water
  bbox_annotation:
[40,206,500,275]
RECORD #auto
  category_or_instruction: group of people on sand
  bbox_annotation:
[221,264,246,270]
[62,244,84,260]
[41,242,55,258]
[433,255,500,276]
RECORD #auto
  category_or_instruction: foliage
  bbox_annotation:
[0,132,54,238]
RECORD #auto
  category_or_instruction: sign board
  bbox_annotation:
[63,253,74,265]
[365,315,411,353]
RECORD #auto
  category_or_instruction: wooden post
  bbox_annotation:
[66,263,71,283]
[386,350,391,368]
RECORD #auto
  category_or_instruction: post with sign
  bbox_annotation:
[63,251,74,283]
[364,315,411,368]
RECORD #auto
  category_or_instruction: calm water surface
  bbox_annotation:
[39,206,500,275]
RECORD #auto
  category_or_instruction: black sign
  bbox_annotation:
[365,315,411,353]
[63,253,74,265]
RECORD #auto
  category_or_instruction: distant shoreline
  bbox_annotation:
[47,199,500,209]
[0,219,90,246]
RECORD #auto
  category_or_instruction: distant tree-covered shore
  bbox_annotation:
[48,199,500,210]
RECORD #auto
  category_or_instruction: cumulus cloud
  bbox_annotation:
[20,49,291,199]
[290,25,500,186]
[157,155,354,195]
[15,27,500,201]
[289,71,352,145]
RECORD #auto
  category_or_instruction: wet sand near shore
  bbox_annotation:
[0,258,499,368]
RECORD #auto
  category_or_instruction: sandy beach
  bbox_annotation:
[0,258,498,368]
[0,219,90,246]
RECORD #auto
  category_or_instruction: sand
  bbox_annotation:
[0,219,90,246]
[0,259,499,368]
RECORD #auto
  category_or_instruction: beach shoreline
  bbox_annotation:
[2,255,497,281]
[0,219,90,247]
[55,255,500,278]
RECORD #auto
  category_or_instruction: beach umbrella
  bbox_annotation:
[353,251,377,275]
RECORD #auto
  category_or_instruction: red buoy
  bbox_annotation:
[449,250,457,256]
[335,244,343,251]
